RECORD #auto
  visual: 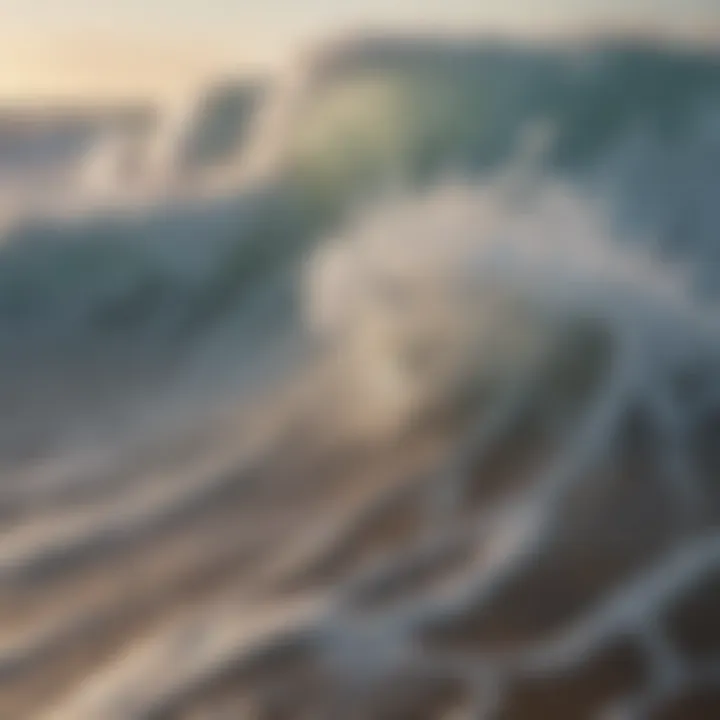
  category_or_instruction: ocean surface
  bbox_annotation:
[1,35,720,719]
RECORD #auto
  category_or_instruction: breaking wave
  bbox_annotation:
[1,35,720,719]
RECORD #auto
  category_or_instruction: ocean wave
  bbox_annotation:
[9,175,720,720]
[2,36,720,719]
[1,38,719,350]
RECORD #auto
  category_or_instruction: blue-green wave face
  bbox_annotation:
[280,42,720,217]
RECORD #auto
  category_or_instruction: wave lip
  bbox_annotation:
[307,180,713,435]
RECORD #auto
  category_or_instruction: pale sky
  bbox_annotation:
[2,0,719,100]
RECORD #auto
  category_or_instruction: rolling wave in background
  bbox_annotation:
[1,34,720,719]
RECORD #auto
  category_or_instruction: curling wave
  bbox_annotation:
[1,36,720,720]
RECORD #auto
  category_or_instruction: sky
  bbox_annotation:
[2,0,719,101]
